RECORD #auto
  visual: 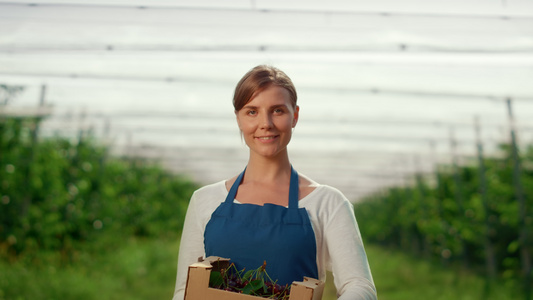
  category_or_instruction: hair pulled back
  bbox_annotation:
[233,65,297,111]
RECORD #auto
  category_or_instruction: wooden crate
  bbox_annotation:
[184,256,324,300]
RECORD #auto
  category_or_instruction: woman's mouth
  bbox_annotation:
[255,135,279,142]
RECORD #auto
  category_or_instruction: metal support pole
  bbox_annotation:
[474,116,497,296]
[430,140,449,265]
[39,84,46,106]
[506,98,531,300]
[449,127,468,268]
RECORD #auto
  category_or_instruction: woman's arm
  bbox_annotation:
[172,193,205,300]
[326,199,377,300]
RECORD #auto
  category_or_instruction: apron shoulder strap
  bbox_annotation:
[225,168,246,203]
[288,166,299,209]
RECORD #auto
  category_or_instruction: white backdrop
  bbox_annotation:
[1,0,533,201]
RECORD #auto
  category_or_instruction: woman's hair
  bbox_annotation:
[233,65,297,111]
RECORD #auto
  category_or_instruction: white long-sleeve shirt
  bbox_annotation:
[172,179,377,300]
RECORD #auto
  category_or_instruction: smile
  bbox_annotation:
[255,135,279,141]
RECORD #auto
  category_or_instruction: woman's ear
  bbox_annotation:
[235,110,245,142]
[292,105,300,128]
[235,110,242,130]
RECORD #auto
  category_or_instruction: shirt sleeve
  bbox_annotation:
[326,199,377,300]
[172,192,205,300]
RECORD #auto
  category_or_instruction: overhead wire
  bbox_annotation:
[1,71,532,102]
[1,2,532,54]
[1,1,533,20]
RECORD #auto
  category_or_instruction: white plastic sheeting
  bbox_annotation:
[1,0,533,200]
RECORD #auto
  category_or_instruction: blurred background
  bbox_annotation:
[1,0,532,299]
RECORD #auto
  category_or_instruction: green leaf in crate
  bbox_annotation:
[209,271,223,288]
[242,279,264,294]
[243,269,254,281]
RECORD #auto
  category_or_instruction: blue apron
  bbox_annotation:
[204,167,318,286]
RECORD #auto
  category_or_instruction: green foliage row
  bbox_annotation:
[0,117,198,258]
[355,143,533,284]
[0,237,180,300]
[365,244,521,300]
[0,239,521,300]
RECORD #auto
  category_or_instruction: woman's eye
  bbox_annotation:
[247,110,257,115]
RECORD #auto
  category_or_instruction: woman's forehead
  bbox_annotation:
[246,86,291,104]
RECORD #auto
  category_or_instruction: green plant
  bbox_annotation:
[355,143,533,298]
[1,116,197,259]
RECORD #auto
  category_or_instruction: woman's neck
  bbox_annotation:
[244,153,292,185]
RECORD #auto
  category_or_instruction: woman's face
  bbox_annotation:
[235,85,299,160]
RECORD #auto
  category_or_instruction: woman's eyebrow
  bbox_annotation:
[242,104,288,110]
[242,105,258,110]
[271,104,288,109]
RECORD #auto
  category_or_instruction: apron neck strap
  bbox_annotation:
[225,166,300,209]
[288,166,299,209]
[226,168,246,204]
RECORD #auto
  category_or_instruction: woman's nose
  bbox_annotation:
[260,113,273,129]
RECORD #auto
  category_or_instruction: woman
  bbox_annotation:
[172,65,377,300]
